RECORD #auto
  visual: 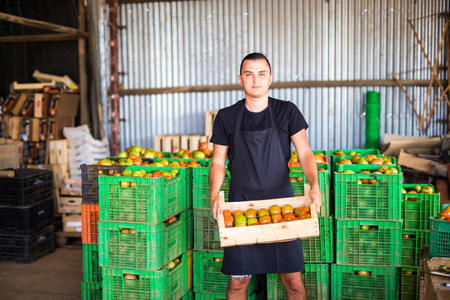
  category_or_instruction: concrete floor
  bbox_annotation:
[0,248,83,300]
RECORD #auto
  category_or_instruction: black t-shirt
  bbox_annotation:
[210,97,309,165]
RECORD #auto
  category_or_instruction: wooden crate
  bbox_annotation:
[180,135,210,151]
[217,188,320,247]
[49,139,68,164]
[62,213,82,233]
[50,163,69,188]
[57,195,82,213]
[0,143,19,170]
[205,110,219,137]
[154,134,181,153]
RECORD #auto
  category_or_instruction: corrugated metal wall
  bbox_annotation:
[110,0,449,152]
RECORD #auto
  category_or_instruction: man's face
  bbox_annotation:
[238,59,273,99]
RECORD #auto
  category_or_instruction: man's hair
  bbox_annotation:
[239,52,272,75]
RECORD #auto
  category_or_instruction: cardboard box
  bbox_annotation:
[397,149,435,173]
[9,116,23,140]
[51,117,74,140]
[10,93,27,116]
[217,191,320,247]
[34,93,43,118]
[382,134,440,157]
[30,118,40,142]
[50,163,69,188]
[58,196,82,213]
[0,143,19,170]
[49,140,69,164]
[56,94,80,117]
[62,213,82,232]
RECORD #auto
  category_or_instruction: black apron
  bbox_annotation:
[221,100,304,275]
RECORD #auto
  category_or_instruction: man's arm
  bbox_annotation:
[291,129,321,212]
[209,143,228,220]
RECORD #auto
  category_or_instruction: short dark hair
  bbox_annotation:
[239,52,271,75]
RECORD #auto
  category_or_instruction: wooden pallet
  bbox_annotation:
[55,231,82,249]
[205,110,218,137]
[154,134,212,153]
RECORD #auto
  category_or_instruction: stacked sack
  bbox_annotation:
[331,149,402,300]
[0,168,55,263]
[97,164,190,299]
[266,150,332,300]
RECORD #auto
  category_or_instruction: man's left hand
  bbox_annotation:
[309,186,321,213]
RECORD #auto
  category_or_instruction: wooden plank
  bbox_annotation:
[0,34,78,43]
[78,0,89,127]
[217,188,320,247]
[205,110,218,137]
[118,79,448,96]
[0,12,88,39]
[154,135,181,153]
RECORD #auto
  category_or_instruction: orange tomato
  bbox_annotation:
[281,204,293,215]
[198,141,209,150]
[133,157,143,165]
[294,206,310,217]
[222,209,232,217]
[271,214,283,223]
[233,210,244,217]
[224,215,234,228]
[259,215,272,224]
[283,212,295,221]
[128,153,139,160]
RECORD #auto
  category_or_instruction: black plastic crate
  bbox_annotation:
[0,196,54,235]
[0,168,53,206]
[0,225,55,263]
[81,164,125,204]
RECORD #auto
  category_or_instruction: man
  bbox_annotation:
[209,52,321,300]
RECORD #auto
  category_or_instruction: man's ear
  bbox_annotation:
[238,75,243,86]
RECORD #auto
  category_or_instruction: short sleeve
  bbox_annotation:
[210,110,229,146]
[289,103,309,136]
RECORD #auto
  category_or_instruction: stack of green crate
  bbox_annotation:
[98,166,189,299]
[81,204,102,300]
[332,163,403,299]
[400,184,440,299]
[266,156,333,300]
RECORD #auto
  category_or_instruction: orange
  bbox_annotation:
[281,204,293,215]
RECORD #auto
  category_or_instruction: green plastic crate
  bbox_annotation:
[402,184,440,230]
[180,289,194,300]
[98,166,187,224]
[334,165,402,220]
[193,209,222,252]
[267,264,330,300]
[154,158,210,209]
[331,264,400,300]
[289,164,330,217]
[401,230,429,267]
[336,219,402,266]
[81,281,102,300]
[187,208,193,250]
[400,266,420,300]
[302,216,334,263]
[430,204,450,258]
[102,251,188,300]
[98,210,187,270]
[83,244,102,282]
[330,148,382,178]
[194,292,257,300]
[193,251,256,295]
[192,168,230,209]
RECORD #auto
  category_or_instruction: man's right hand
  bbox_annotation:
[211,193,223,221]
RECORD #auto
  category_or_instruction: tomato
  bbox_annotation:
[198,141,209,150]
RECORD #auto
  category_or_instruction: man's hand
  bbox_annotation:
[211,193,223,220]
[309,186,321,213]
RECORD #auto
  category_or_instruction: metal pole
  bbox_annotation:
[109,0,120,155]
